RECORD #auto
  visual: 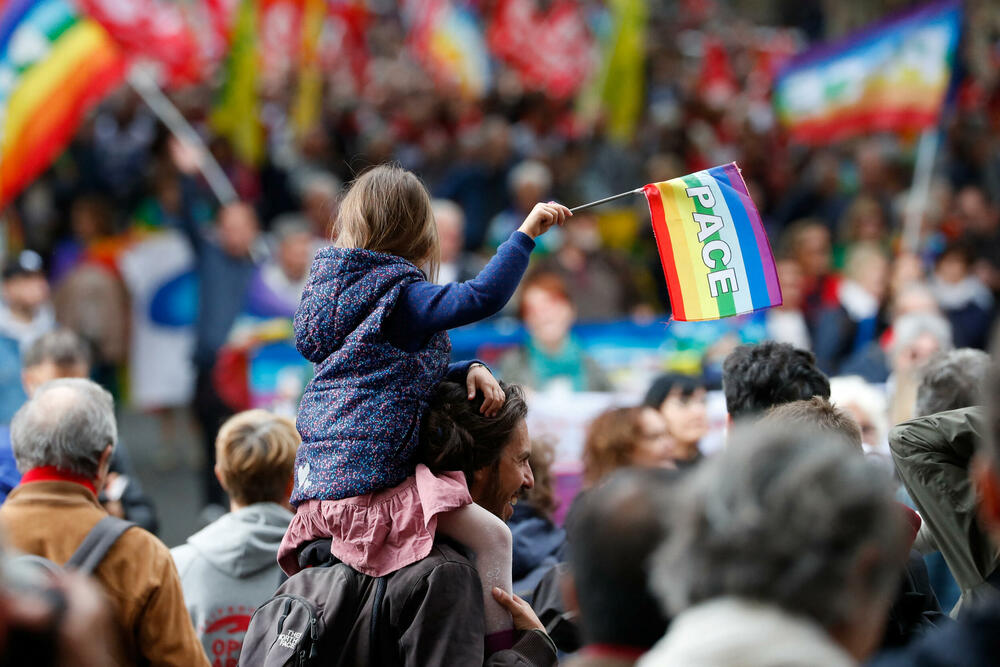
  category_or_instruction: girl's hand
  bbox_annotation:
[467,363,505,417]
[517,202,572,239]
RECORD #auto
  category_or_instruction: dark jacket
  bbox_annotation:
[868,597,1000,666]
[247,538,557,666]
[510,502,566,600]
[889,407,999,609]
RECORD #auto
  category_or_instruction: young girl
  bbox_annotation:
[278,164,569,651]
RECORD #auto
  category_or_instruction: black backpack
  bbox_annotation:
[239,561,387,667]
[16,515,135,576]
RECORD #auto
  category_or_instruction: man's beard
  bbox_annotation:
[477,464,508,520]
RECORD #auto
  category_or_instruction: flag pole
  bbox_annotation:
[902,129,939,253]
[570,188,644,213]
[127,67,239,205]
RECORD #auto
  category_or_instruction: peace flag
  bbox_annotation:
[643,163,781,322]
[0,0,127,208]
[773,1,961,145]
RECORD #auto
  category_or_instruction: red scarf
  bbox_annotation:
[580,644,646,661]
[21,466,97,495]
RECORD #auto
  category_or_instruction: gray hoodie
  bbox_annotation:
[172,502,293,665]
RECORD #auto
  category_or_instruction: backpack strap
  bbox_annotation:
[66,516,136,574]
[368,576,387,665]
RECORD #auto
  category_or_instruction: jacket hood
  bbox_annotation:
[294,247,423,363]
[186,503,294,578]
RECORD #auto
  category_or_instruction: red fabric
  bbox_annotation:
[898,503,922,550]
[486,0,593,99]
[77,0,203,87]
[21,467,97,496]
[582,644,647,660]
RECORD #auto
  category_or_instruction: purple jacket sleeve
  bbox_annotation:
[386,232,535,351]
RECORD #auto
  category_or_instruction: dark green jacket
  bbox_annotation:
[890,407,999,610]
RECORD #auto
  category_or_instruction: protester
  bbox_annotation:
[0,250,54,351]
[538,212,643,321]
[642,373,709,469]
[886,312,954,425]
[761,397,863,451]
[582,406,674,487]
[873,359,1000,665]
[0,329,159,533]
[240,380,558,665]
[562,467,676,667]
[172,410,299,664]
[929,243,995,350]
[510,438,566,599]
[433,198,485,284]
[0,378,208,666]
[281,165,570,652]
[641,424,908,666]
[721,341,831,421]
[499,271,612,393]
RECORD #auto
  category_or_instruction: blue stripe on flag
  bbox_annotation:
[711,168,771,310]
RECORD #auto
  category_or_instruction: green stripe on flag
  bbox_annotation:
[682,175,737,318]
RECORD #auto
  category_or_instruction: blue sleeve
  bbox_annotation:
[445,360,489,382]
[177,176,208,255]
[387,232,535,350]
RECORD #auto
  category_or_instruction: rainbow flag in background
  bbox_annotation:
[643,163,781,322]
[773,1,961,145]
[0,0,126,208]
[405,0,491,98]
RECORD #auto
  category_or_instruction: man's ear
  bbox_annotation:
[468,467,487,500]
[972,454,1000,537]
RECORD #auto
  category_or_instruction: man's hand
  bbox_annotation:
[491,588,545,632]
[467,364,504,418]
[517,202,571,239]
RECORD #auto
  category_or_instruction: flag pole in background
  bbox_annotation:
[127,68,238,205]
[903,129,940,253]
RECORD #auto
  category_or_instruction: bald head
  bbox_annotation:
[10,378,117,478]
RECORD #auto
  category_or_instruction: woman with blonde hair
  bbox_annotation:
[171,410,300,665]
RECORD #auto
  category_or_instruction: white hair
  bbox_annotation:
[10,378,117,477]
[431,199,465,228]
[891,313,952,357]
[829,375,888,446]
[651,423,905,630]
[509,160,552,193]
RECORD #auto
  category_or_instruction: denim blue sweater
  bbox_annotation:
[291,231,534,504]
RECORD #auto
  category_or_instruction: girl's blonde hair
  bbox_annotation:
[334,164,440,280]
[215,409,300,505]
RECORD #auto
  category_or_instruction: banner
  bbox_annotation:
[643,163,781,321]
[773,1,961,144]
[118,231,197,409]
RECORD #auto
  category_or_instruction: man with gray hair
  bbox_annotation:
[915,349,990,418]
[0,378,208,666]
[640,425,908,666]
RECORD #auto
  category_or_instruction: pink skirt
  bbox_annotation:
[277,464,472,577]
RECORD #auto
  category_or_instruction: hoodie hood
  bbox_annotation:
[187,503,294,578]
[294,247,424,363]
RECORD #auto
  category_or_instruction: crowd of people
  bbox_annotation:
[1,1,1000,665]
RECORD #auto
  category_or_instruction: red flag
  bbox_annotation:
[76,0,202,87]
[487,0,593,100]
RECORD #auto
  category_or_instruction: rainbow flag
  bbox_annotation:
[0,0,126,208]
[774,1,961,145]
[405,0,491,98]
[643,163,781,322]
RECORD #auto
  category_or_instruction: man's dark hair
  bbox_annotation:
[762,397,863,451]
[566,467,677,649]
[915,349,989,417]
[420,380,527,486]
[643,373,706,409]
[722,342,830,420]
[22,329,91,370]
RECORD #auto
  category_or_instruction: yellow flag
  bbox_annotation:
[211,0,263,166]
[292,0,325,141]
[579,0,646,145]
